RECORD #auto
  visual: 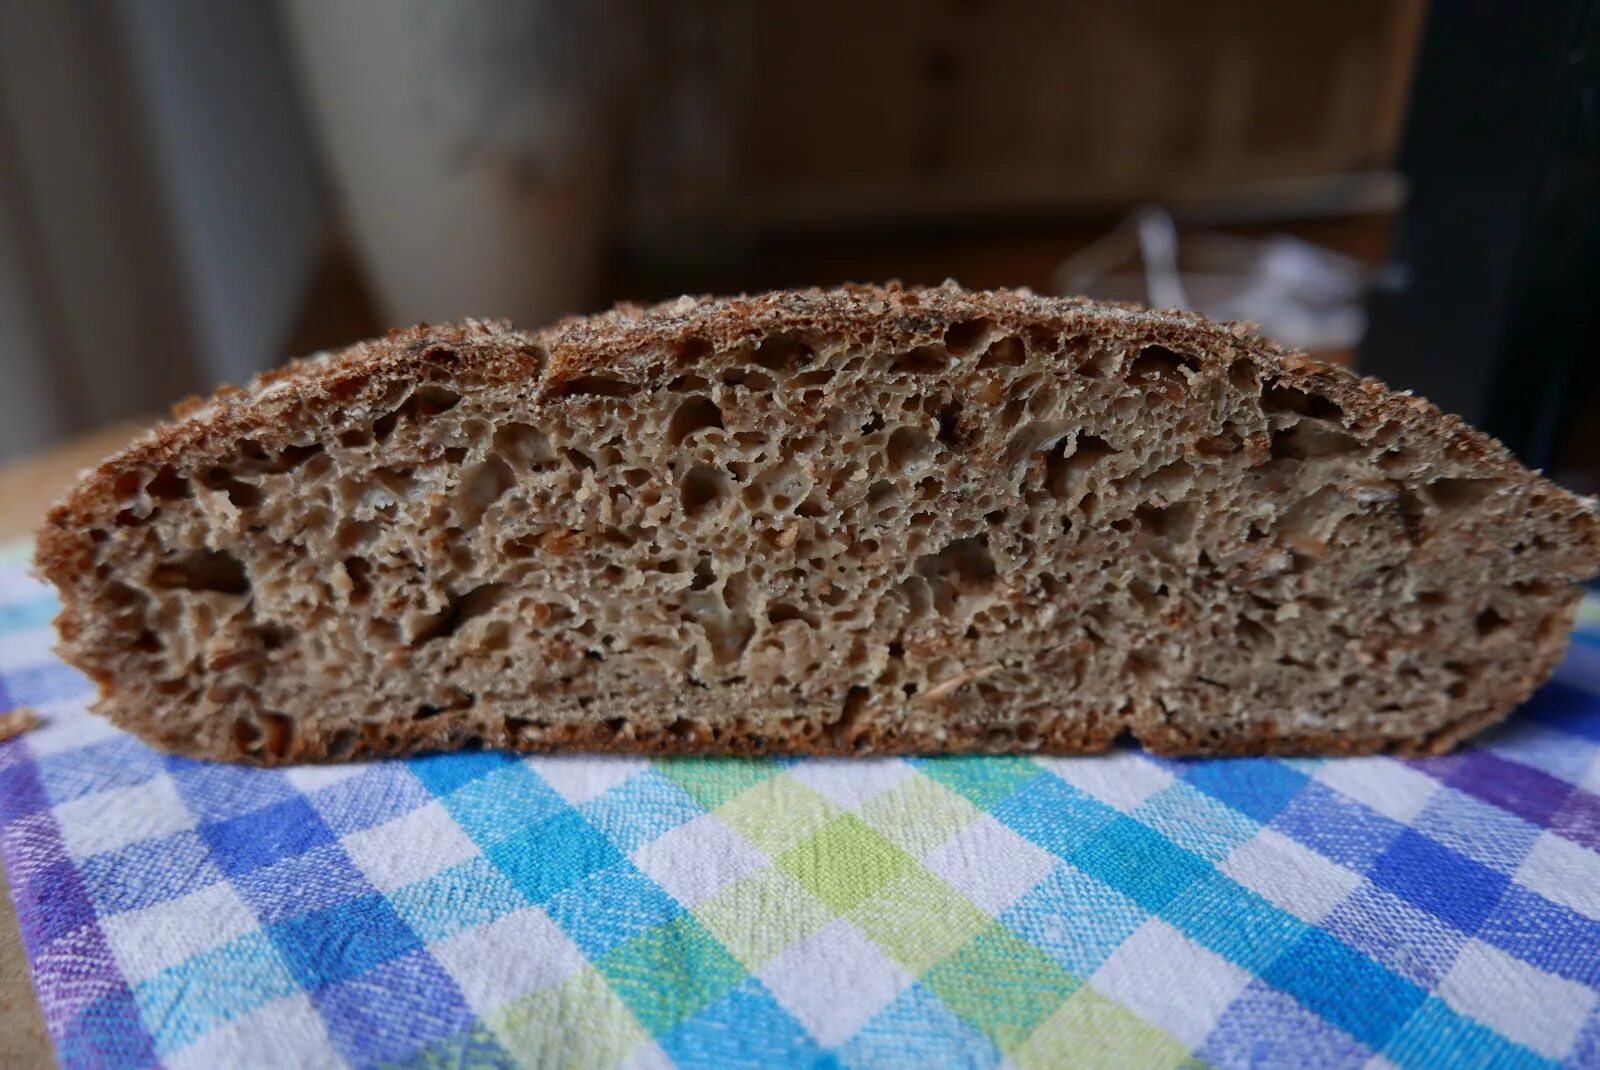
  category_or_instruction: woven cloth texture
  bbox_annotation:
[3,543,1599,1069]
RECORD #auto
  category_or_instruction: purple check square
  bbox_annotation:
[1550,788,1600,852]
[0,754,48,825]
[54,986,157,1070]
[1432,751,1576,827]
[15,858,98,945]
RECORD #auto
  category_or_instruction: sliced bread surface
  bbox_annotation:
[35,284,1600,763]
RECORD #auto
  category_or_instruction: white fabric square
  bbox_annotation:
[922,813,1056,915]
[1220,827,1362,923]
[1312,758,1440,824]
[1037,750,1175,813]
[1089,918,1253,1047]
[56,776,194,859]
[617,1040,674,1070]
[758,919,913,1047]
[0,626,58,675]
[165,993,340,1070]
[531,754,649,804]
[1516,830,1600,920]
[1362,1056,1401,1070]
[24,703,123,756]
[1580,749,1600,795]
[631,813,767,907]
[1438,940,1596,1059]
[785,759,915,810]
[102,881,261,984]
[282,763,366,793]
[341,800,480,893]
[432,907,586,1016]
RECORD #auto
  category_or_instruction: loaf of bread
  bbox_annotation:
[35,284,1600,763]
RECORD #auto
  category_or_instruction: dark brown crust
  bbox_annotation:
[34,283,1600,762]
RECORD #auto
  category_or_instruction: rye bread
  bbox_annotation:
[34,283,1600,763]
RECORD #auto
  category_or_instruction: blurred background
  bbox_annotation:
[0,0,1595,488]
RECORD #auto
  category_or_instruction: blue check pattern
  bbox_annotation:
[3,536,1600,1069]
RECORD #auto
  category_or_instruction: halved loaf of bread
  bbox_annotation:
[36,284,1600,763]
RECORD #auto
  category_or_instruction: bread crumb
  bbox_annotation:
[0,706,41,743]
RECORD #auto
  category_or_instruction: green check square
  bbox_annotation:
[776,814,917,913]
[693,866,834,969]
[655,757,779,809]
[487,967,647,1069]
[1010,986,1192,1070]
[597,914,747,1035]
[719,774,842,856]
[924,922,1080,1052]
[846,866,991,974]
[858,772,983,858]
[915,756,1044,809]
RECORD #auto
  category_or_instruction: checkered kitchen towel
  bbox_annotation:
[3,541,1600,1070]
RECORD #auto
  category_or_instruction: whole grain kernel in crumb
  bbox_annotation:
[0,706,41,743]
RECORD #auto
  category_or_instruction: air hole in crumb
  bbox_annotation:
[681,465,730,517]
[343,557,371,600]
[935,404,962,447]
[1261,382,1343,422]
[461,454,516,519]
[691,554,716,591]
[886,427,934,473]
[1127,345,1197,389]
[767,603,818,627]
[1236,616,1273,648]
[977,335,1026,368]
[892,346,948,374]
[1475,607,1510,637]
[1136,501,1197,541]
[1416,590,1448,606]
[1269,421,1362,460]
[325,729,358,760]
[411,583,507,645]
[559,374,639,397]
[409,385,462,418]
[753,334,812,372]
[1045,434,1118,500]
[260,712,293,760]
[1078,348,1116,378]
[676,335,712,364]
[562,447,596,471]
[151,550,250,595]
[1425,477,1502,512]
[232,717,262,755]
[668,396,725,446]
[339,428,372,449]
[146,466,190,500]
[944,318,992,356]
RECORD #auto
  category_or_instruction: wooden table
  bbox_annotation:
[1,422,149,1069]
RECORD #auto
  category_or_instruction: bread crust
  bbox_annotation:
[34,283,1600,762]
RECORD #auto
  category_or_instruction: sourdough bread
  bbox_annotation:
[35,284,1600,763]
